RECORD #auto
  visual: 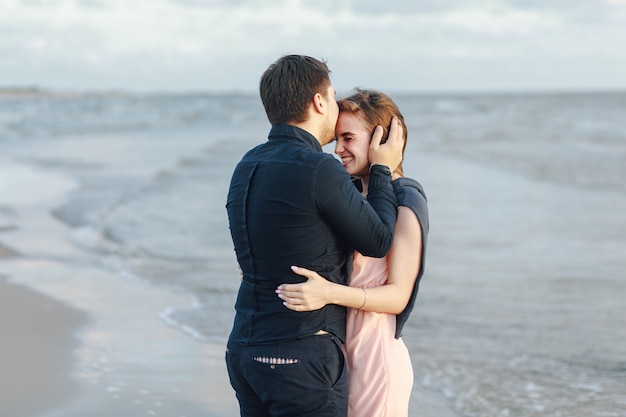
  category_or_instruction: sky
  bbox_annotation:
[2,0,626,94]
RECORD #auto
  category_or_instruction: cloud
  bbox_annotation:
[1,0,625,92]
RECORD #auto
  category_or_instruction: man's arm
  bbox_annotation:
[277,206,422,313]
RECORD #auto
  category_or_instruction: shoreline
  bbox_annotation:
[0,154,238,416]
[1,253,238,417]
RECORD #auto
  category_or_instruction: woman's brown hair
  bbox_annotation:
[338,88,408,176]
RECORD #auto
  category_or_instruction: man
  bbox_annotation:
[225,54,404,417]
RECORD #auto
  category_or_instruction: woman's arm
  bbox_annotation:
[276,206,422,314]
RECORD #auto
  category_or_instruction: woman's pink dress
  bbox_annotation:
[345,252,414,417]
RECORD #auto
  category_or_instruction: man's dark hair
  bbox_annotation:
[260,55,331,125]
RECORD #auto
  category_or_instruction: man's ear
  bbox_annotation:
[311,92,325,115]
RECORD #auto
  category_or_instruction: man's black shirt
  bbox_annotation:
[226,124,398,344]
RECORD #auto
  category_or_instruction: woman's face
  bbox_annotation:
[334,112,371,177]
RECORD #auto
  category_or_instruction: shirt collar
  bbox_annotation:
[268,124,323,152]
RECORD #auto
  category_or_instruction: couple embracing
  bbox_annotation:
[225,54,429,417]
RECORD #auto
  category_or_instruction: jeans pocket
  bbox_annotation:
[325,336,347,389]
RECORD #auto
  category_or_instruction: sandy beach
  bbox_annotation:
[1,257,238,417]
[0,276,86,417]
[1,239,81,417]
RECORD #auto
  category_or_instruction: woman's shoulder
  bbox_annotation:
[392,177,427,207]
[393,177,429,231]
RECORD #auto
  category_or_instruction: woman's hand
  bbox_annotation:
[276,266,333,311]
[368,117,404,172]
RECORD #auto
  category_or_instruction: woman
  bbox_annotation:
[276,89,429,417]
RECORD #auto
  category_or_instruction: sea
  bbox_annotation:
[1,90,625,416]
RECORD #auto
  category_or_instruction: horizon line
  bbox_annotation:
[2,85,626,98]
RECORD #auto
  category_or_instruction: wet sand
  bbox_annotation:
[0,276,86,417]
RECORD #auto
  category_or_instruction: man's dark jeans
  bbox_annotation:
[225,334,348,417]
